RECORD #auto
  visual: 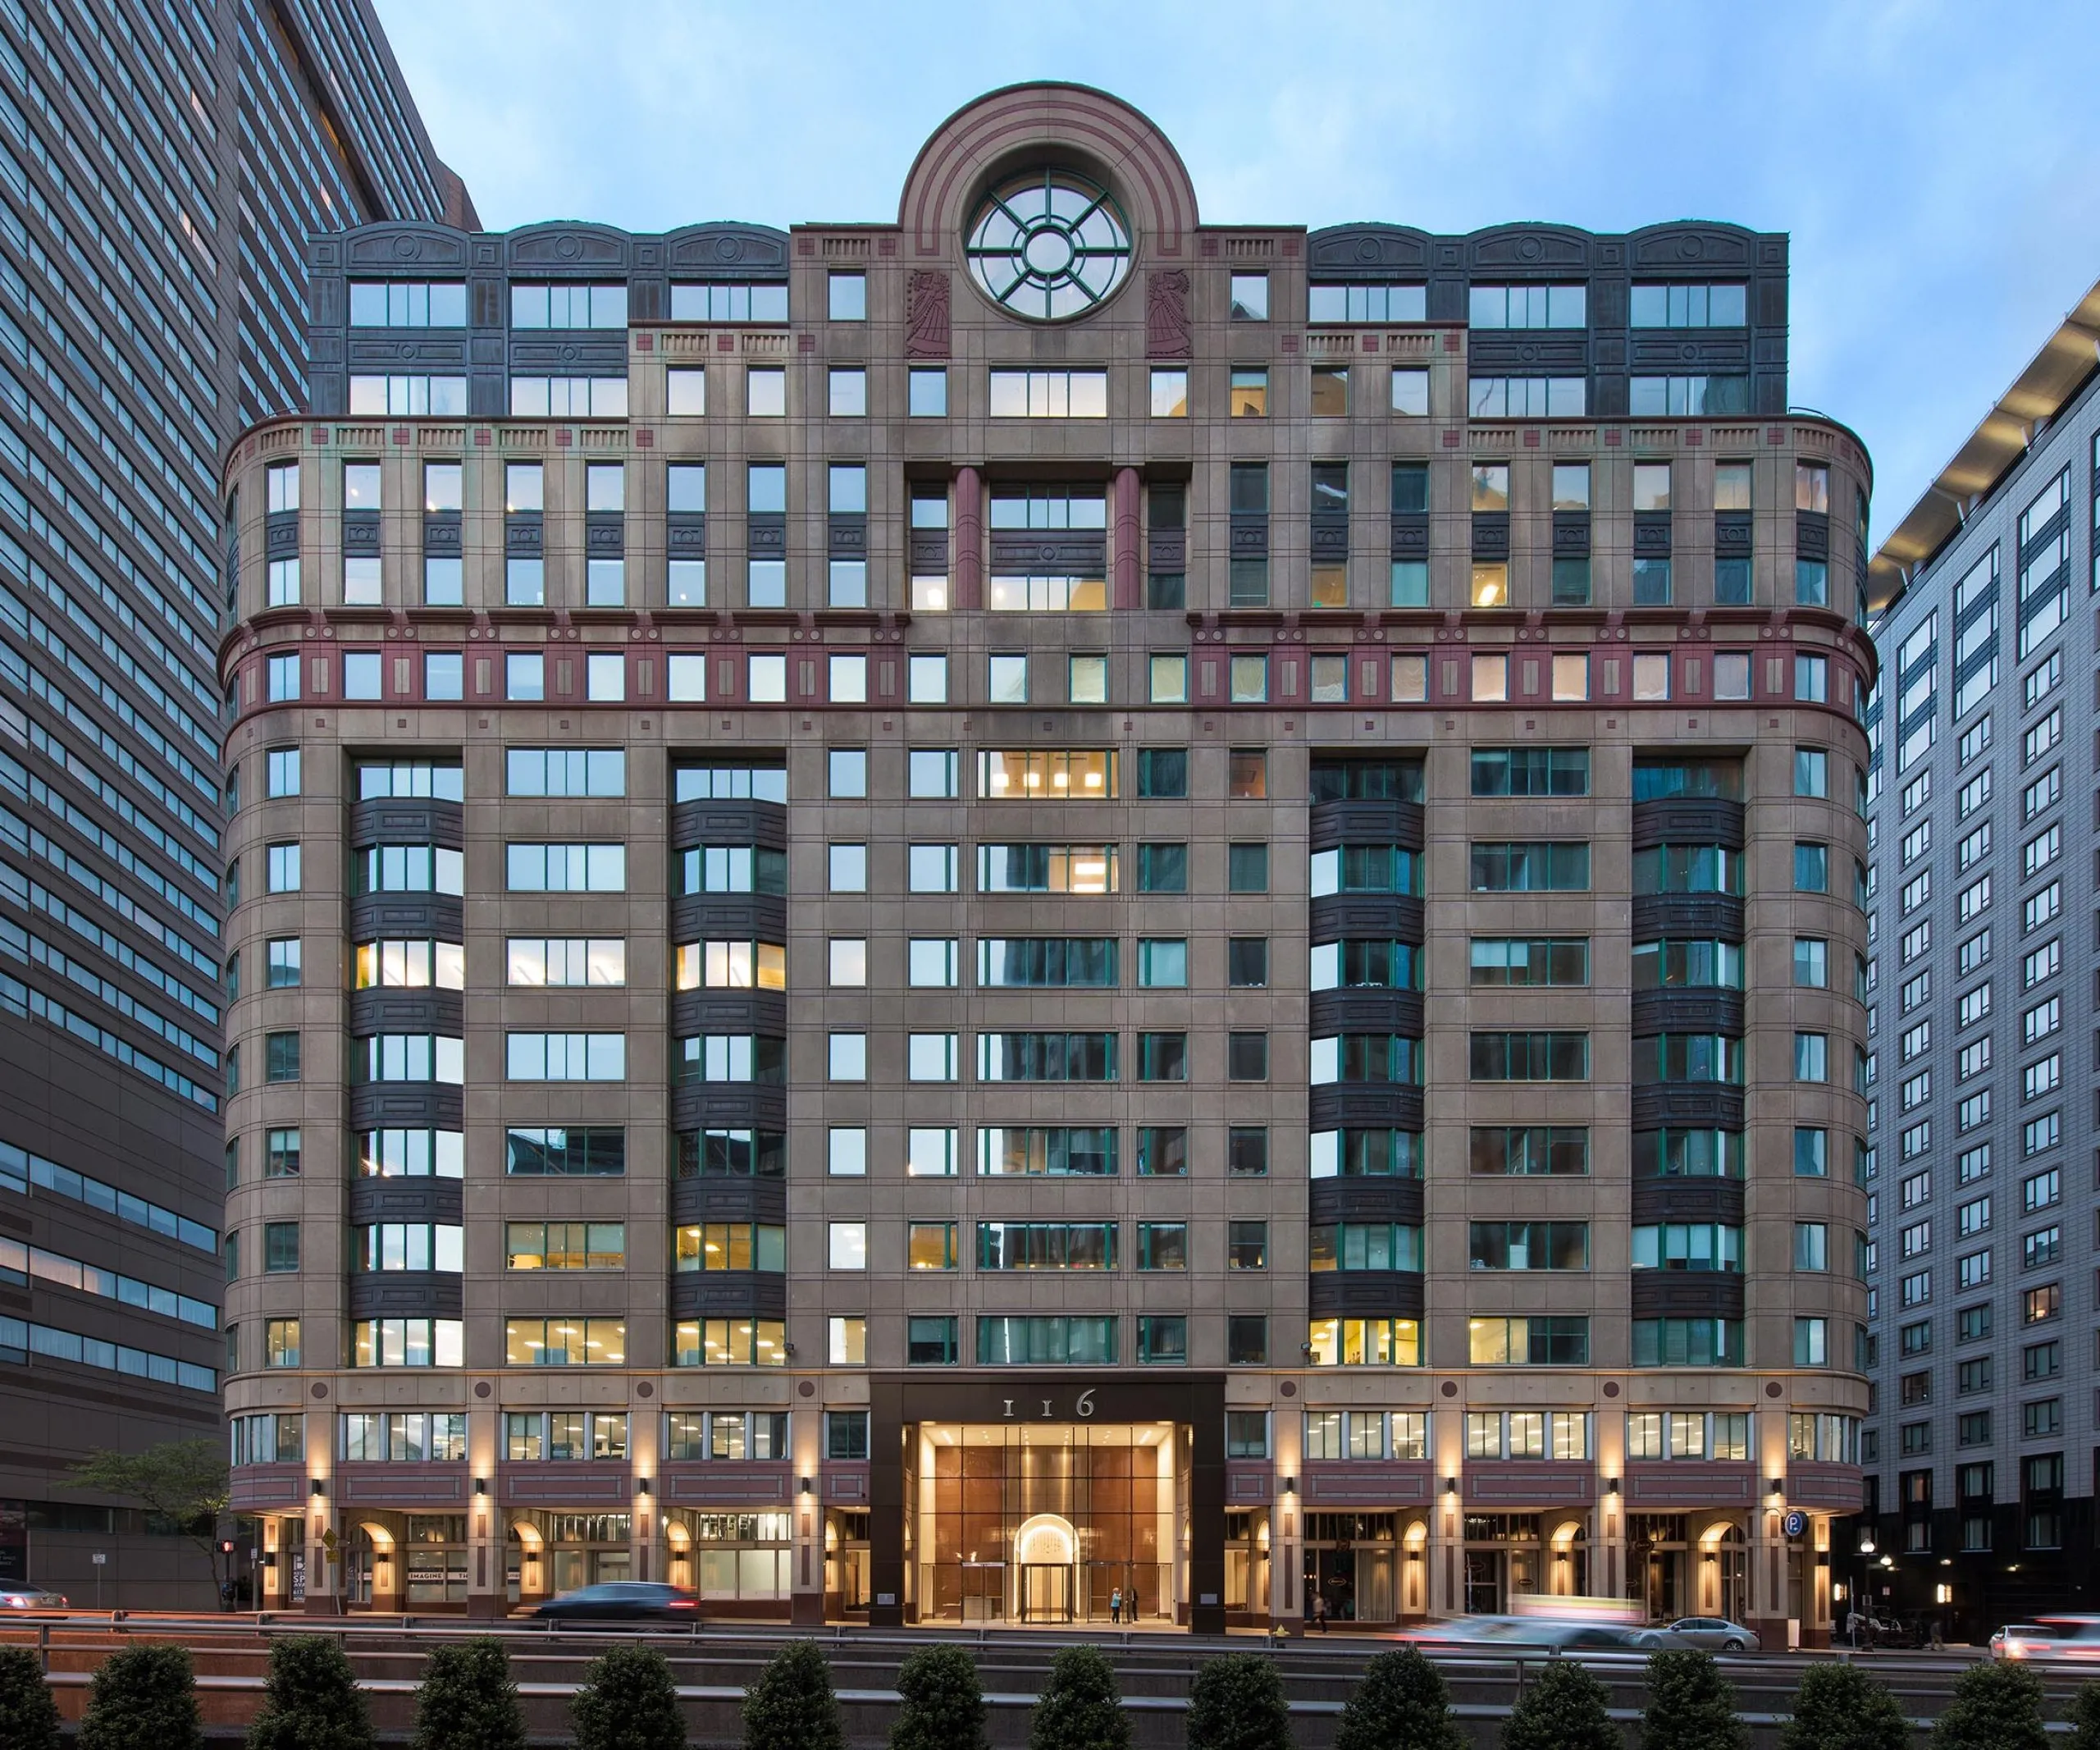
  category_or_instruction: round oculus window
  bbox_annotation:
[966,171,1131,321]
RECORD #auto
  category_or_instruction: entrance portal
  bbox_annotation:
[906,1421,1183,1624]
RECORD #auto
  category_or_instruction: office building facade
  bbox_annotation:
[1,0,464,1603]
[220,84,1873,1636]
[1859,280,2100,1635]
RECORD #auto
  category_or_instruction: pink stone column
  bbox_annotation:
[1113,465,1141,610]
[954,465,983,610]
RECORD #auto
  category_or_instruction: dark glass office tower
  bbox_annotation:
[0,0,468,1606]
[1859,277,2100,1639]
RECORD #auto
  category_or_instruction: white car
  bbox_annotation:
[1667,1616,1762,1652]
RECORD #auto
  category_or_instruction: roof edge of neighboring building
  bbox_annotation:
[1869,278,2100,620]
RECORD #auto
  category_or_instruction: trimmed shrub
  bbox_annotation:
[1500,1656,1620,1750]
[890,1643,988,1750]
[79,1643,202,1750]
[411,1638,526,1750]
[572,1645,686,1750]
[1640,1648,1746,1750]
[1187,1652,1291,1750]
[1028,1644,1130,1750]
[1777,1661,1909,1750]
[1334,1647,1464,1750]
[1931,1658,2047,1750]
[2069,1681,2100,1750]
[246,1635,373,1750]
[0,1645,61,1750]
[743,1639,842,1750]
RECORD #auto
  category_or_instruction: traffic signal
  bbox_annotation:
[219,1540,235,1554]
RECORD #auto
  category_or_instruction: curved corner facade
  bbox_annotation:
[217,83,1874,1637]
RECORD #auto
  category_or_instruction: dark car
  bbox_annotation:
[532,1582,700,1623]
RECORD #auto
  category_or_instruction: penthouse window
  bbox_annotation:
[669,281,788,323]
[1469,284,1586,329]
[1308,281,1427,323]
[348,375,465,416]
[1629,284,1748,327]
[348,281,465,327]
[510,376,628,418]
[988,370,1107,417]
[510,283,628,328]
[1630,375,1748,416]
[1469,377,1585,418]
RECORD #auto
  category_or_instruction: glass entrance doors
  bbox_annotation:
[906,1420,1184,1624]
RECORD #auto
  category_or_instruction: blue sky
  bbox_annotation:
[373,0,2100,541]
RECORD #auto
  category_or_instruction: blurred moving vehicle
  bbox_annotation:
[1990,1624,2055,1660]
[1992,1616,2100,1660]
[1667,1616,1762,1652]
[1404,1616,1684,1651]
[0,1584,67,1609]
[532,1581,700,1623]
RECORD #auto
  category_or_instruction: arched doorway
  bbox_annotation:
[1549,1517,1591,1597]
[1013,1513,1075,1623]
[1701,1521,1748,1623]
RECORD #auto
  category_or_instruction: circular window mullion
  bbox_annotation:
[967,171,1131,322]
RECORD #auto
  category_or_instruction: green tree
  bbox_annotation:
[64,1441,232,1608]
[572,1645,686,1750]
[2069,1682,2100,1750]
[1187,1652,1292,1750]
[890,1644,988,1750]
[1777,1661,1910,1750]
[411,1638,525,1750]
[1028,1645,1130,1750]
[0,1645,61,1750]
[1334,1647,1465,1750]
[1640,1648,1746,1750]
[246,1635,373,1750]
[1500,1657,1620,1750]
[743,1640,842,1750]
[1931,1659,2046,1750]
[78,1643,202,1750]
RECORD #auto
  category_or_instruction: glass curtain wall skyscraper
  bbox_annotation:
[0,0,468,1605]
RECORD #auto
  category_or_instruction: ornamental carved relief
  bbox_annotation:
[1146,269,1191,358]
[905,271,951,358]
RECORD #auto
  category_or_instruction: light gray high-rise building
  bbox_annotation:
[219,84,1875,1639]
[1,0,467,1605]
[1860,278,2100,1638]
